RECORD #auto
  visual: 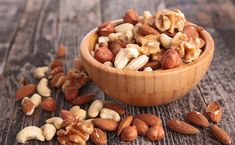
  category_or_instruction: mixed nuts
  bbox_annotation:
[93,9,206,71]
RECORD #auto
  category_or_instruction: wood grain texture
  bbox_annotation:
[0,0,234,145]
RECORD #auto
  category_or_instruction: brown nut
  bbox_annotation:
[56,44,67,58]
[117,115,133,136]
[132,118,149,135]
[93,118,118,132]
[123,10,139,25]
[167,119,200,134]
[60,109,74,120]
[41,97,56,112]
[134,113,162,127]
[94,45,114,63]
[205,101,222,123]
[139,24,159,36]
[98,22,115,36]
[139,60,161,71]
[121,126,138,142]
[161,49,182,69]
[72,93,95,105]
[147,125,165,141]
[211,125,232,144]
[186,111,209,128]
[64,86,78,102]
[109,40,126,56]
[16,84,36,101]
[182,26,199,39]
[103,102,125,115]
[90,128,107,145]
[51,59,63,69]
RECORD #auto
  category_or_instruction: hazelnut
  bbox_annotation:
[147,125,165,141]
[139,24,159,36]
[121,126,138,142]
[98,22,115,36]
[182,26,199,39]
[123,10,139,25]
[109,40,126,56]
[94,45,114,63]
[161,49,182,69]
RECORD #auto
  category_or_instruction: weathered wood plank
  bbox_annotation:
[0,0,25,74]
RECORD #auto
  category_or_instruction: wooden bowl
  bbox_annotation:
[80,19,214,106]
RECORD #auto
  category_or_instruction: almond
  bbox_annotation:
[120,126,138,142]
[134,113,162,127]
[91,128,107,145]
[139,24,159,36]
[161,49,182,69]
[123,10,139,25]
[64,86,78,102]
[139,60,161,71]
[205,101,222,123]
[41,97,56,112]
[186,111,209,128]
[103,102,125,115]
[132,118,148,135]
[21,97,35,115]
[117,115,133,136]
[72,93,95,105]
[50,72,65,88]
[15,84,36,100]
[94,45,114,63]
[93,118,118,132]
[211,125,232,144]
[109,40,126,56]
[56,44,67,58]
[51,59,63,69]
[167,119,200,134]
[60,109,74,120]
[147,125,165,141]
[98,21,115,36]
[48,66,63,79]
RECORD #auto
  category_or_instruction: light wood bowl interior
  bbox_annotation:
[80,19,214,106]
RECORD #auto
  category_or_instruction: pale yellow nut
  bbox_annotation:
[171,32,187,49]
[125,55,149,71]
[69,105,87,120]
[37,78,51,97]
[100,108,120,122]
[30,93,41,107]
[144,67,153,72]
[88,100,103,118]
[114,23,134,33]
[16,126,45,143]
[160,33,172,49]
[98,36,109,45]
[41,124,56,141]
[108,32,122,41]
[103,61,113,67]
[143,11,152,20]
[33,66,49,79]
[46,117,63,129]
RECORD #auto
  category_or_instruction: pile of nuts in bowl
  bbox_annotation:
[93,9,206,71]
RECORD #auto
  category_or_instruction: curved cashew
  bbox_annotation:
[125,55,149,71]
[41,124,56,141]
[37,78,51,97]
[46,117,63,129]
[100,108,120,122]
[34,66,49,79]
[114,23,134,33]
[160,33,172,49]
[88,100,103,118]
[30,93,42,107]
[98,36,109,45]
[69,106,87,120]
[16,126,45,143]
[143,11,152,20]
[144,67,153,72]
[108,32,122,41]
[103,61,113,67]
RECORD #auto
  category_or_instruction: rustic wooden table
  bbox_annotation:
[0,0,234,144]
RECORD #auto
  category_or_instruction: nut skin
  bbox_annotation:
[103,102,126,115]
[132,118,149,135]
[139,60,161,71]
[72,93,95,105]
[134,113,162,127]
[123,10,139,25]
[167,119,200,134]
[64,86,78,102]
[182,26,199,39]
[16,84,36,100]
[94,45,114,63]
[90,128,107,145]
[161,49,182,69]
[117,115,133,136]
[147,125,165,141]
[186,111,209,128]
[211,125,232,144]
[205,101,222,123]
[98,21,115,36]
[121,126,138,142]
[60,109,74,120]
[139,24,159,36]
[56,44,67,58]
[93,118,118,132]
[21,97,35,115]
[51,59,63,69]
[41,97,56,112]
[109,40,126,56]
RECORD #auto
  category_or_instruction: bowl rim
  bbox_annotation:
[80,19,214,77]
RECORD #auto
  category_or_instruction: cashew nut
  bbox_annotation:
[30,93,42,107]
[98,36,109,45]
[143,11,152,20]
[46,117,63,129]
[41,124,56,141]
[88,100,103,118]
[114,47,139,69]
[37,78,51,97]
[16,126,45,143]
[160,33,172,49]
[69,106,87,120]
[171,32,187,49]
[114,23,134,33]
[144,67,153,72]
[126,44,140,50]
[100,108,120,122]
[103,61,113,67]
[108,32,122,41]
[125,55,149,71]
[34,66,49,79]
